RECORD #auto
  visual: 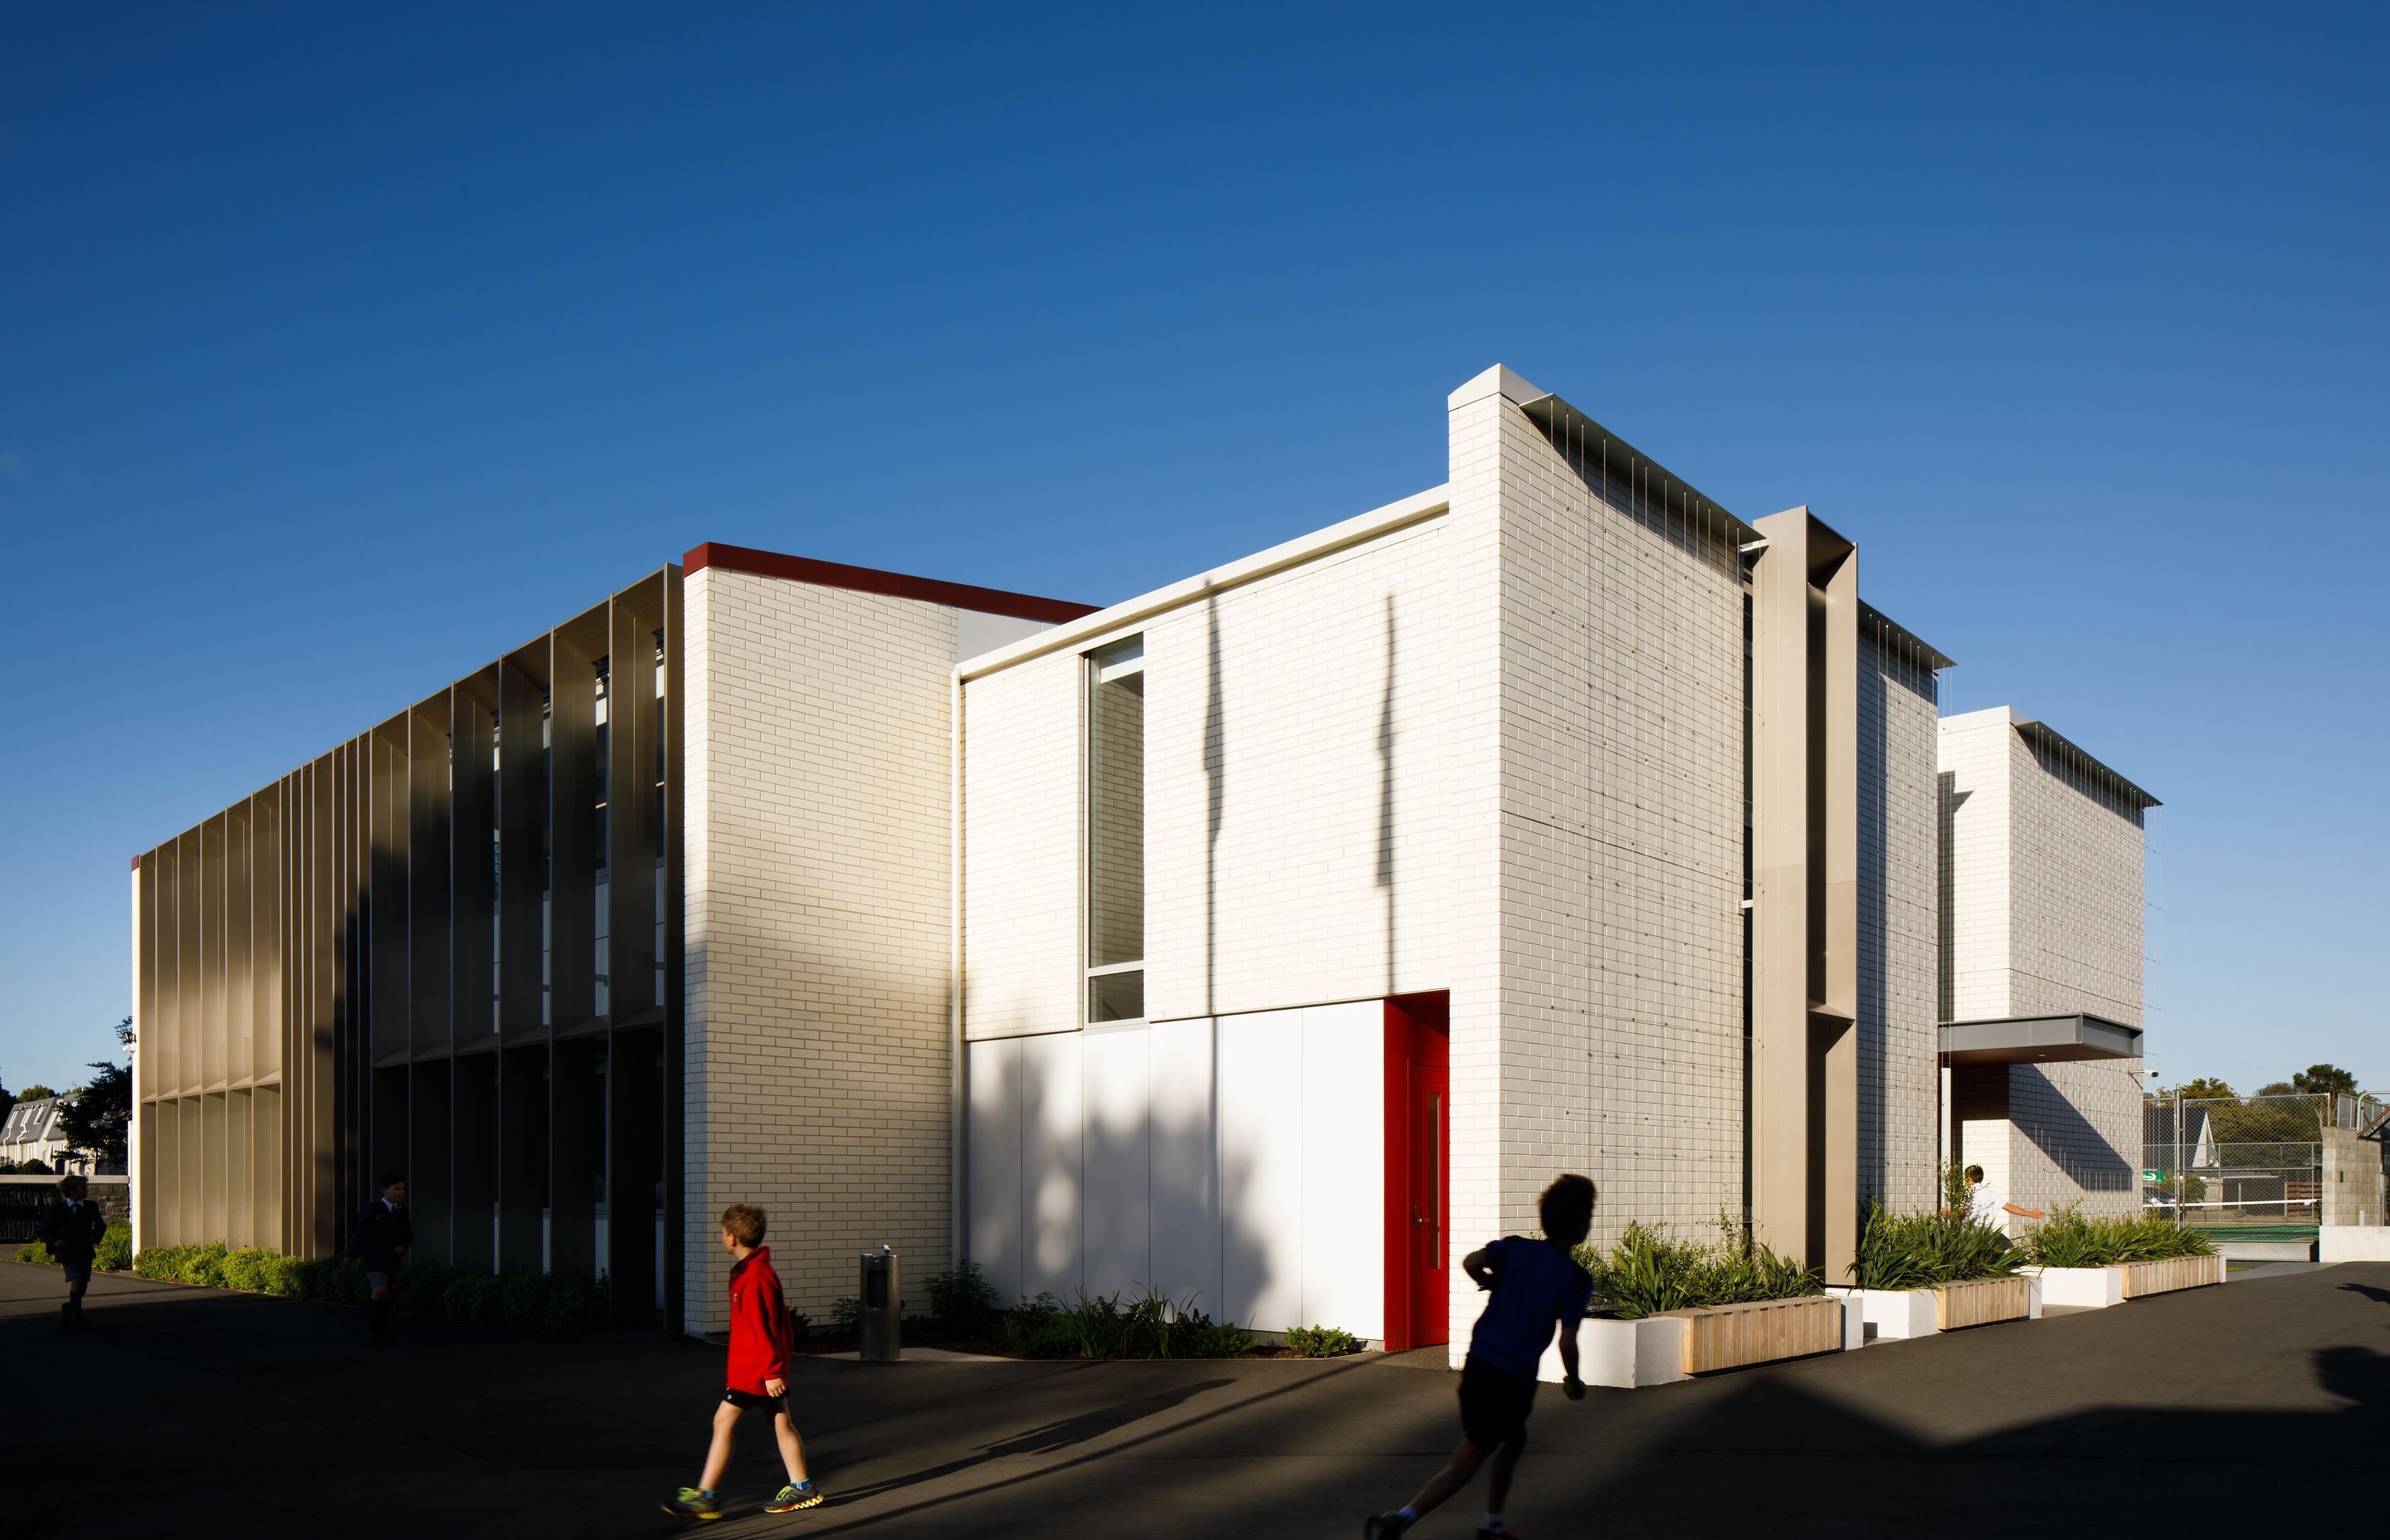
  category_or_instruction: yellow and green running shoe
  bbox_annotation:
[661,1487,724,1519]
[763,1480,824,1513]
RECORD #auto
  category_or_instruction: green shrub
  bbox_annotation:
[393,1265,466,1317]
[1851,1201,2021,1290]
[466,1273,509,1325]
[220,1248,282,1294]
[924,1259,1001,1327]
[788,1307,812,1342]
[181,1242,232,1289]
[133,1244,187,1279]
[829,1294,861,1332]
[539,1274,611,1333]
[999,1287,1253,1359]
[501,1274,549,1331]
[2017,1206,2217,1268]
[1285,1324,1358,1358]
[1581,1216,1822,1320]
[94,1222,133,1272]
[258,1255,310,1297]
[16,1240,54,1265]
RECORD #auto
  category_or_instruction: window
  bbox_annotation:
[1086,636,1144,1022]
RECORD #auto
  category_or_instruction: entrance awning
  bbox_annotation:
[1939,1013,2144,1065]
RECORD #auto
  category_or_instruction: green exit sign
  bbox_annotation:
[2143,1169,2167,1182]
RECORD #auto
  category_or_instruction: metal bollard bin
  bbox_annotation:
[858,1245,900,1362]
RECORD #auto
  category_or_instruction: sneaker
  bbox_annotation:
[763,1481,824,1513]
[1364,1517,1410,1539]
[660,1488,724,1520]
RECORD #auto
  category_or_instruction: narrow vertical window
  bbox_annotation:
[1086,636,1144,1022]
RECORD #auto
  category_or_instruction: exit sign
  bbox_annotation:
[2143,1169,2167,1182]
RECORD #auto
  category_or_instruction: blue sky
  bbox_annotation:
[2,5,2383,1098]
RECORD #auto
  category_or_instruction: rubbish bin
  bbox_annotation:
[858,1245,900,1362]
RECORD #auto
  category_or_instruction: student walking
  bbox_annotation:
[36,1175,110,1332]
[342,1173,412,1345]
[1961,1164,2046,1239]
[661,1204,823,1521]
[1366,1174,1597,1540]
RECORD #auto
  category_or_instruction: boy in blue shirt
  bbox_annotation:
[1366,1174,1595,1539]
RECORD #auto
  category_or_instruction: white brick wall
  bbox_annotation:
[683,568,963,1330]
[1856,629,1940,1211]
[961,650,1086,1040]
[1456,376,1748,1341]
[1939,707,2147,1219]
[1141,519,1454,1021]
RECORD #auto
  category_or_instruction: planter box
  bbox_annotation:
[1934,1274,2032,1330]
[2121,1254,2227,1297]
[1830,1286,1938,1341]
[1661,1295,1850,1374]
[2031,1265,2125,1309]
[1538,1316,1685,1388]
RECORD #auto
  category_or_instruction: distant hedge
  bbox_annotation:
[129,1244,611,1334]
[13,1221,133,1271]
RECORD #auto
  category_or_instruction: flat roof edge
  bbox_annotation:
[958,484,1452,680]
[685,543,1097,624]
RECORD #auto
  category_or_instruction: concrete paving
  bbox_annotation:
[6,1260,2386,1538]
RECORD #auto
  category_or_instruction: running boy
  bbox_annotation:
[661,1204,822,1520]
[36,1174,110,1332]
[1366,1174,1597,1540]
[341,1172,412,1345]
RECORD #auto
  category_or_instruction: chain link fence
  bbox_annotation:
[2143,1092,2384,1236]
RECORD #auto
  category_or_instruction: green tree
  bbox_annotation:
[2291,1064,2358,1097]
[54,1019,134,1172]
[2172,1077,2236,1102]
[13,1083,58,1103]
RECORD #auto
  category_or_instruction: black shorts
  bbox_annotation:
[722,1388,789,1414]
[1457,1360,1536,1451]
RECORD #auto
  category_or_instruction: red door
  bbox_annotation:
[1408,1061,1449,1348]
[1383,993,1450,1351]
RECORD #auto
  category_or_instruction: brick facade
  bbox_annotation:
[1939,707,2148,1221]
[683,568,967,1327]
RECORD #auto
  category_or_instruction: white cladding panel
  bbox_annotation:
[961,650,1083,1040]
[1080,1026,1152,1301]
[1300,1001,1386,1340]
[963,1006,1387,1338]
[1148,1016,1222,1313]
[963,1036,1023,1303]
[1021,1031,1084,1299]
[1218,1009,1306,1331]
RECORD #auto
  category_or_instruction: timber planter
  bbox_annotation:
[2121,1254,2226,1298]
[1934,1274,2035,1329]
[1661,1295,1855,1374]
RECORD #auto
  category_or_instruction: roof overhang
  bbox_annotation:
[1858,600,1955,671]
[2013,719,2159,810]
[1939,1012,2144,1065]
[1517,392,1762,550]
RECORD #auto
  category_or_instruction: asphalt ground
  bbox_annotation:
[6,1260,2385,1538]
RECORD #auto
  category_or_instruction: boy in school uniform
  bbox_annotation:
[1366,1174,1597,1540]
[342,1172,412,1345]
[37,1174,110,1332]
[661,1204,823,1520]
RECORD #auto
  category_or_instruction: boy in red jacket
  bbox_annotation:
[661,1205,822,1519]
